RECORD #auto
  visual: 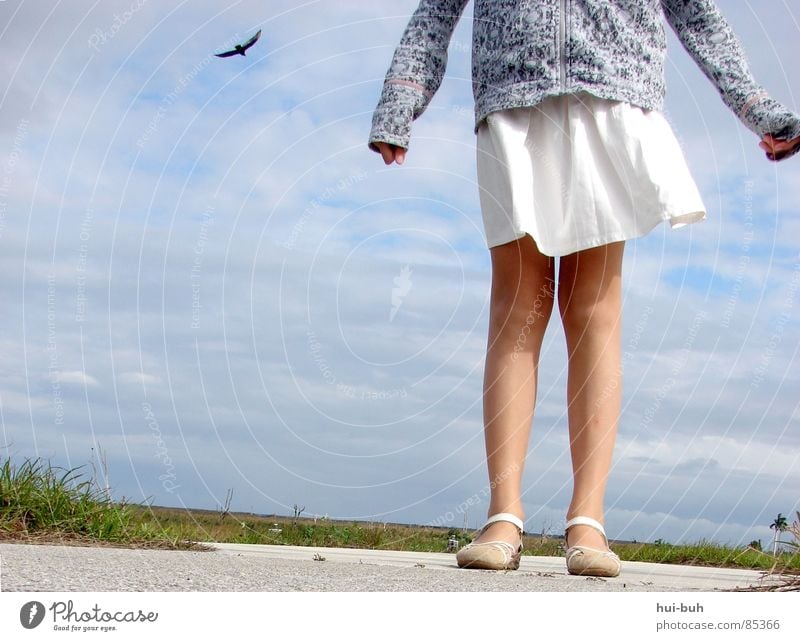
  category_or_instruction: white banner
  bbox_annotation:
[1,592,797,639]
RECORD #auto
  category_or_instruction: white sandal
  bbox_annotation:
[564,516,621,577]
[456,512,524,570]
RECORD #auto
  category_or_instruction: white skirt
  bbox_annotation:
[476,91,707,255]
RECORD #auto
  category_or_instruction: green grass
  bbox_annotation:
[0,457,202,549]
[613,540,800,572]
[2,455,799,576]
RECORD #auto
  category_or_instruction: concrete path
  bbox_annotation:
[0,541,772,592]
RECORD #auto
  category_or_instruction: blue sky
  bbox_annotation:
[0,0,798,548]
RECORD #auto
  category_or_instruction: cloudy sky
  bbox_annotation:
[0,0,798,549]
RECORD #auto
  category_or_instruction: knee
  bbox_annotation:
[558,292,620,335]
[492,278,555,333]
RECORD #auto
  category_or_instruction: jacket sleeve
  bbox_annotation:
[661,0,800,141]
[368,0,470,153]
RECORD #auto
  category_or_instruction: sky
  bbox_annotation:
[0,0,798,549]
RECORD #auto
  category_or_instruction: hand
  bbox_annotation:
[759,133,800,162]
[374,142,407,165]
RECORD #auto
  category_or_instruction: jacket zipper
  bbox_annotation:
[559,0,567,91]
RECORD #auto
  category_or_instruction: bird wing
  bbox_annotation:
[242,29,262,50]
[214,29,260,58]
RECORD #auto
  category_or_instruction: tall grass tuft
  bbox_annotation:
[0,457,132,540]
[0,457,200,549]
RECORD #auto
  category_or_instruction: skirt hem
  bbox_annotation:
[486,209,707,255]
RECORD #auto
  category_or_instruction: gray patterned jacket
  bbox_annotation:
[368,0,800,153]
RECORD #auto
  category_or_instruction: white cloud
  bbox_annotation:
[52,371,101,387]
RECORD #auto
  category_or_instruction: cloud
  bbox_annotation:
[52,371,101,387]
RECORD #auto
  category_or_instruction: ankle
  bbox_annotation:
[566,506,604,523]
[488,503,524,520]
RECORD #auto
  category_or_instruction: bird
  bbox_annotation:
[215,29,262,58]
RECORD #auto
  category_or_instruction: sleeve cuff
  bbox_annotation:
[740,91,800,140]
[367,82,428,153]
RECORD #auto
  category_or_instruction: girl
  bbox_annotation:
[368,0,800,577]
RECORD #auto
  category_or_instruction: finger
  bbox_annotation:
[395,147,406,165]
[377,143,394,165]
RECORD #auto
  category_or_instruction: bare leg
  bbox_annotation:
[557,241,624,550]
[472,235,555,546]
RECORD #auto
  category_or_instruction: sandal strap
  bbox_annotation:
[483,512,524,533]
[565,516,609,546]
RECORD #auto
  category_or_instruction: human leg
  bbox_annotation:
[472,234,555,547]
[557,241,624,554]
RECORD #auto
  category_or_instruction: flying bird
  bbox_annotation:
[215,29,262,58]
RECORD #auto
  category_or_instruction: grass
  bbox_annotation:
[2,456,799,584]
[0,457,205,550]
[614,540,800,572]
[128,505,565,556]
